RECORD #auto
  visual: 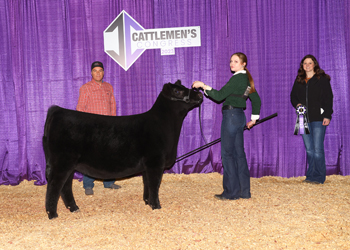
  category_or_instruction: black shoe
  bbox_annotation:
[303,179,322,184]
[302,179,313,183]
[214,194,240,200]
[107,184,121,189]
[240,195,251,199]
[214,194,228,200]
[311,181,322,184]
[85,188,93,195]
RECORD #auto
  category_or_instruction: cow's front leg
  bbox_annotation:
[142,172,150,205]
[145,166,164,209]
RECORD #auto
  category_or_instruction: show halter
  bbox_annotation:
[163,85,195,103]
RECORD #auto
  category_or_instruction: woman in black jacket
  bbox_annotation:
[290,54,333,184]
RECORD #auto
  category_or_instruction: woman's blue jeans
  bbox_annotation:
[220,108,250,199]
[301,121,327,184]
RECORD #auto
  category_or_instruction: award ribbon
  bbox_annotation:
[294,105,310,135]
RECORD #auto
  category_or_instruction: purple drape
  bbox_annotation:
[1,0,349,185]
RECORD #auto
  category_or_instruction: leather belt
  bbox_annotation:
[222,105,243,111]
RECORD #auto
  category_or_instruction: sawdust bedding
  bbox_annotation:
[0,173,349,249]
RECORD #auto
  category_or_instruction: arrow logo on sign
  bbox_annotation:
[104,10,146,71]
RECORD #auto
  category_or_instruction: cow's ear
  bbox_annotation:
[174,80,182,86]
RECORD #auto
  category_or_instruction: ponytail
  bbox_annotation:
[233,52,256,94]
[245,67,256,93]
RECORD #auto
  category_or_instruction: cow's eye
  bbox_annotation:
[173,87,184,96]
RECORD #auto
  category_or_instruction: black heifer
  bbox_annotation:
[43,80,203,219]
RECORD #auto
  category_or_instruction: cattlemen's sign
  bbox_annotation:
[130,27,200,55]
[132,29,198,41]
[104,10,201,71]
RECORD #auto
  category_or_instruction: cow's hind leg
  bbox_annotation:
[45,159,78,219]
[60,171,79,213]
[46,177,64,219]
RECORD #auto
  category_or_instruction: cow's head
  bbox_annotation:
[162,80,203,107]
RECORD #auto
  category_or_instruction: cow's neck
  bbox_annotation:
[148,93,191,166]
[150,94,188,130]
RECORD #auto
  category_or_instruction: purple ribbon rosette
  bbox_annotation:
[294,105,310,135]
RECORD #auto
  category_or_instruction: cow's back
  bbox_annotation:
[43,106,166,178]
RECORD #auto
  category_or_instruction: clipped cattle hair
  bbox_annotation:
[43,80,203,219]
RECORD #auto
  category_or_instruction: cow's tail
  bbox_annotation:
[43,105,60,181]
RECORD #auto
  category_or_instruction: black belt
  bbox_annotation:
[222,105,244,111]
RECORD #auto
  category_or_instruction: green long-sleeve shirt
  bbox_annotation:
[205,72,261,116]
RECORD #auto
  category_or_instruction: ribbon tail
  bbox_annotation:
[294,115,300,135]
[304,116,310,134]
[299,115,305,134]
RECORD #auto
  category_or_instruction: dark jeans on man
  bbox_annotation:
[83,175,115,189]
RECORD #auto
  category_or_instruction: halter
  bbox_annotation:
[170,88,192,103]
[162,86,200,104]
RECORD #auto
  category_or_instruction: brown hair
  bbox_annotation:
[232,52,256,93]
[296,54,331,83]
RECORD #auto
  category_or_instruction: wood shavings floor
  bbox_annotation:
[0,173,349,249]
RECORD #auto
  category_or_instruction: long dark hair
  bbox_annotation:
[232,52,256,93]
[296,54,331,83]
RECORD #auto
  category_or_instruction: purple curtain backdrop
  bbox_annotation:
[1,0,349,185]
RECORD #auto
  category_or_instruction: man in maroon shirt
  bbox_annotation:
[77,61,121,195]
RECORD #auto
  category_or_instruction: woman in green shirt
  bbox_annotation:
[192,52,261,200]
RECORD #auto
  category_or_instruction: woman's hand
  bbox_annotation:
[192,81,205,89]
[246,120,256,129]
[323,118,330,126]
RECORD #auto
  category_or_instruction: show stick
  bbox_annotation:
[175,113,278,162]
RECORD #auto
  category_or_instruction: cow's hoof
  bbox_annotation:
[47,211,58,220]
[72,209,80,213]
[150,204,161,210]
[68,205,79,213]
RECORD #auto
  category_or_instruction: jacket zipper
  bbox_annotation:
[306,83,310,123]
